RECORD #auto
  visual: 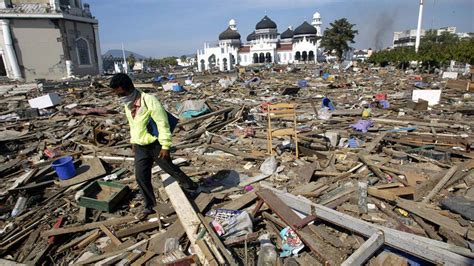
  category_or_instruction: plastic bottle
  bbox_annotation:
[257,233,277,266]
[11,196,27,217]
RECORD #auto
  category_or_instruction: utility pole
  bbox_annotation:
[415,0,424,53]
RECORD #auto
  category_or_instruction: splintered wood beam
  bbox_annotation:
[255,188,332,264]
[41,216,135,237]
[422,164,459,203]
[358,153,386,181]
[341,231,384,266]
[396,198,468,236]
[197,213,238,266]
[160,174,208,265]
[99,225,122,246]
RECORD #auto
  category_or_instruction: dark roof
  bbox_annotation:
[354,50,368,55]
[294,21,317,36]
[218,27,241,41]
[247,31,256,41]
[280,28,294,39]
[256,15,277,30]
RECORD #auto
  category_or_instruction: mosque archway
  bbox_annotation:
[302,51,308,61]
[308,51,315,61]
[208,54,216,68]
[223,58,228,71]
[200,59,205,70]
[265,52,272,63]
[230,55,236,68]
[253,53,259,64]
[295,52,301,61]
[259,53,265,63]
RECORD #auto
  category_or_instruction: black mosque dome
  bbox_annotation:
[294,21,317,36]
[280,28,294,39]
[246,31,256,41]
[219,27,241,40]
[256,15,277,30]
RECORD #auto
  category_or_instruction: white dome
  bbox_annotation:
[229,19,237,26]
[313,12,321,19]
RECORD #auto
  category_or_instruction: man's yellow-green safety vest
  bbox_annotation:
[124,92,172,149]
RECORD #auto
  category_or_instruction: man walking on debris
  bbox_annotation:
[110,73,199,220]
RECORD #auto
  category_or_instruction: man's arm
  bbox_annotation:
[147,96,172,150]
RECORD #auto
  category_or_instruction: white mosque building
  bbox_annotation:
[197,12,323,72]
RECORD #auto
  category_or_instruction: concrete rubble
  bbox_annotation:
[0,65,474,265]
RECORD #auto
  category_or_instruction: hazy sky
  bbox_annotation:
[88,0,474,58]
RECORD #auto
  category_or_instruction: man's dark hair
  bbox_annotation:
[109,73,134,91]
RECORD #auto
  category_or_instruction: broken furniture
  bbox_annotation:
[267,103,299,158]
[78,181,129,212]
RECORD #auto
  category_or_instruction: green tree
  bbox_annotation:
[127,54,136,70]
[180,55,187,63]
[369,36,474,68]
[320,18,358,61]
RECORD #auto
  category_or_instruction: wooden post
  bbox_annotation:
[160,174,208,265]
[341,231,384,266]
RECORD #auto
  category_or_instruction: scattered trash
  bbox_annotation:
[51,156,76,180]
[350,119,374,133]
[279,227,305,257]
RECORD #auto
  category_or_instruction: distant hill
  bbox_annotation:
[103,50,146,60]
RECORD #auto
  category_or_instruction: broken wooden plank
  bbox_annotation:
[115,221,161,238]
[358,153,386,181]
[197,213,238,266]
[396,198,468,236]
[363,132,388,154]
[196,239,219,266]
[411,214,442,241]
[57,230,98,253]
[422,164,460,203]
[341,231,384,266]
[238,173,271,187]
[131,251,156,266]
[148,221,185,254]
[160,174,208,264]
[41,216,135,237]
[194,193,215,212]
[256,188,333,264]
[223,232,259,246]
[99,225,122,246]
[80,232,160,264]
[76,229,101,249]
[220,191,257,210]
[208,143,264,161]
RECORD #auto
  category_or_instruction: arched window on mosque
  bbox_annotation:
[76,38,91,66]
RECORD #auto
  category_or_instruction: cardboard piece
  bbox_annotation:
[442,72,458,80]
[412,90,442,106]
[28,93,61,109]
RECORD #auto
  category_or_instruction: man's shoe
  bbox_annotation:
[134,208,154,220]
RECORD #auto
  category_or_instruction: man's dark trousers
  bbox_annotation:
[134,141,196,210]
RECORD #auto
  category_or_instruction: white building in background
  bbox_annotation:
[197,12,323,72]
[392,26,461,48]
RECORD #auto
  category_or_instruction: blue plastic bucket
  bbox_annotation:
[51,156,76,180]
